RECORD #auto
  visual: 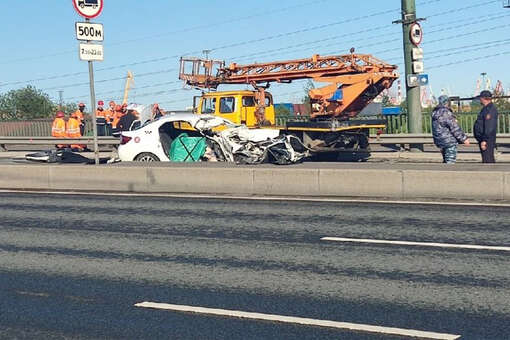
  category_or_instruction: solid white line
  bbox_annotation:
[1,189,510,207]
[321,237,510,252]
[134,301,460,340]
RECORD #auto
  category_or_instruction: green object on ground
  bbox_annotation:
[169,133,207,162]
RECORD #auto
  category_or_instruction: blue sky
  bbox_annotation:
[1,0,509,110]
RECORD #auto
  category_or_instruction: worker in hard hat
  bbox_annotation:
[111,104,126,137]
[96,100,106,136]
[118,104,140,132]
[74,102,86,136]
[66,112,86,151]
[51,111,67,149]
[104,100,116,136]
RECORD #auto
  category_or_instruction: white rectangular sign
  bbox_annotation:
[75,22,104,41]
[79,43,104,61]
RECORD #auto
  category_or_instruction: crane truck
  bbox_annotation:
[179,51,399,159]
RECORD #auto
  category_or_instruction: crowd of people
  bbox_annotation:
[51,100,165,151]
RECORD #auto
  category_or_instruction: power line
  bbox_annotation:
[428,50,510,69]
[0,0,333,65]
[1,0,501,94]
[1,5,401,86]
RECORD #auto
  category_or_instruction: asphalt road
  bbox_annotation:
[0,192,509,339]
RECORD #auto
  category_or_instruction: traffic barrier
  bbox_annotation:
[0,164,509,201]
[0,137,118,151]
[1,134,510,152]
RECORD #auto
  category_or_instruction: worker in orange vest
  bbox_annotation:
[111,103,127,137]
[96,100,106,136]
[74,102,86,136]
[51,111,67,149]
[104,100,116,136]
[66,112,86,151]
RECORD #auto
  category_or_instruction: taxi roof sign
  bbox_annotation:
[72,0,103,19]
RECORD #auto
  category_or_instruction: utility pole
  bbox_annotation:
[481,72,487,90]
[58,90,64,110]
[202,49,211,60]
[395,0,425,142]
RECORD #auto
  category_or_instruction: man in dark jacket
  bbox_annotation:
[432,95,470,164]
[117,109,138,132]
[473,90,498,163]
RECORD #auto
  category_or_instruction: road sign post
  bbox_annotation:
[394,0,425,151]
[73,0,103,165]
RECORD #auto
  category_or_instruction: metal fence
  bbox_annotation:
[2,112,510,136]
[276,111,510,134]
[0,119,94,137]
[385,111,510,134]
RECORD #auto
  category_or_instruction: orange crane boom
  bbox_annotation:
[179,52,399,119]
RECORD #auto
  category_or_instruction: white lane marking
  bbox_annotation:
[321,237,510,252]
[2,189,510,208]
[134,301,460,340]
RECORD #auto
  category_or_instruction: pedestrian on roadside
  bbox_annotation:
[431,95,470,164]
[74,102,86,136]
[104,100,116,136]
[474,90,498,163]
[51,111,67,149]
[66,112,85,152]
[96,100,106,136]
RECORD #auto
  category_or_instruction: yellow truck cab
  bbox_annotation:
[194,90,276,127]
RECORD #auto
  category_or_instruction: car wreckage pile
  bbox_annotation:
[174,116,309,165]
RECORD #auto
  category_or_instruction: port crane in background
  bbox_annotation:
[179,51,399,159]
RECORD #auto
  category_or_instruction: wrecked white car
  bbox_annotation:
[117,113,308,164]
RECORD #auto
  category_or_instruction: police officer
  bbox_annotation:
[474,90,498,163]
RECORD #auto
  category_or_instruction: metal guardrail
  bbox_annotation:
[0,137,119,151]
[2,134,510,152]
[370,134,510,145]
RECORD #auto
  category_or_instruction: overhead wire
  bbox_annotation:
[0,0,334,65]
[0,0,463,88]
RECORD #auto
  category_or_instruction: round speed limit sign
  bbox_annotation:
[73,0,103,19]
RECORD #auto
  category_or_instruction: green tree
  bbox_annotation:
[302,79,315,105]
[0,86,56,120]
[61,102,78,115]
[381,94,392,107]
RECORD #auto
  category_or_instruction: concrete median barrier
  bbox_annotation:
[318,169,403,198]
[253,168,320,196]
[403,170,505,201]
[0,164,509,202]
[146,167,254,195]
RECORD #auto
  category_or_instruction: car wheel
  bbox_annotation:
[79,4,85,8]
[134,152,160,162]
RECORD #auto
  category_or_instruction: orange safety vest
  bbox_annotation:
[66,117,85,150]
[51,118,66,138]
[104,109,114,123]
[73,109,84,122]
[112,111,124,129]
[96,109,106,119]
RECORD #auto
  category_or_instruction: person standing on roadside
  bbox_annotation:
[432,95,470,164]
[51,111,67,149]
[74,102,86,136]
[474,90,498,163]
[95,100,106,136]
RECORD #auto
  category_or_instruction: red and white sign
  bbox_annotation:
[72,0,103,19]
[409,22,423,46]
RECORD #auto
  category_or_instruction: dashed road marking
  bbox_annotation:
[321,237,510,252]
[134,301,461,340]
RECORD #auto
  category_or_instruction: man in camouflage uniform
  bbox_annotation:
[431,95,470,164]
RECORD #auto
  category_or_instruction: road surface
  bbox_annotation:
[0,192,509,339]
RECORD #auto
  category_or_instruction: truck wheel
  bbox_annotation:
[134,152,160,162]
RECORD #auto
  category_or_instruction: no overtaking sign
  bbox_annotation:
[72,0,103,19]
